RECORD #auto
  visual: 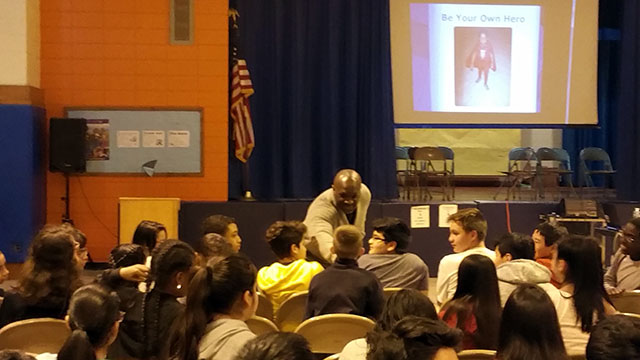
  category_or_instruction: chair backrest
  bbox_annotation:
[275,291,308,332]
[413,146,446,161]
[621,312,640,319]
[256,292,274,320]
[457,349,497,359]
[395,146,410,160]
[245,316,279,335]
[580,147,613,168]
[567,353,587,360]
[294,314,375,354]
[508,147,536,171]
[0,317,71,354]
[382,287,403,300]
[610,291,640,314]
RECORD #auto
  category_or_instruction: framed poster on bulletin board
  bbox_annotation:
[64,107,202,175]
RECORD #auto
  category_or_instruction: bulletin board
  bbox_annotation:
[65,107,202,175]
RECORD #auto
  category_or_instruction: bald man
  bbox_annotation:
[303,169,371,264]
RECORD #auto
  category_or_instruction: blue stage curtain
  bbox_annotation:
[228,0,397,201]
[617,0,640,200]
[561,3,621,188]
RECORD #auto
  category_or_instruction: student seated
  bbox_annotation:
[257,221,323,314]
[340,289,438,360]
[56,284,122,360]
[235,332,314,360]
[546,235,617,354]
[132,220,167,256]
[439,254,501,350]
[605,217,640,294]
[367,316,463,360]
[497,284,567,360]
[532,221,567,287]
[99,244,147,312]
[358,217,429,291]
[0,351,35,360]
[586,314,640,360]
[201,214,242,252]
[108,240,195,360]
[436,208,495,305]
[0,225,83,328]
[194,233,235,264]
[494,232,556,306]
[305,225,384,319]
[0,250,9,297]
[168,254,258,360]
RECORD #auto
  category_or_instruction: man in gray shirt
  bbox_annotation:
[358,217,429,291]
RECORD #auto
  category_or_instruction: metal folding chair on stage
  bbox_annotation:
[536,147,576,200]
[395,146,412,200]
[494,147,538,200]
[410,146,452,201]
[579,147,616,198]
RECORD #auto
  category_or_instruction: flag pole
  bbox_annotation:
[230,4,256,201]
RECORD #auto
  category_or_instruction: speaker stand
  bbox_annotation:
[61,172,73,225]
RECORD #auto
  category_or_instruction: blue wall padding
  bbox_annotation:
[0,105,46,262]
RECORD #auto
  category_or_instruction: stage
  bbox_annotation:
[179,187,635,274]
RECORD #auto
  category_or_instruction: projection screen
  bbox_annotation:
[390,0,598,126]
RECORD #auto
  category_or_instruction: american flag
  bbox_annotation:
[230,59,255,163]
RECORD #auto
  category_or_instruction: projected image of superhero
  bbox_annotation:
[466,32,496,90]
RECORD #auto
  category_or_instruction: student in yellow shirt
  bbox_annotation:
[257,221,324,314]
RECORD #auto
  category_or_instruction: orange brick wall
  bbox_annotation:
[41,0,228,260]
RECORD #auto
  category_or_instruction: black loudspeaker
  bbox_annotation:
[49,118,87,173]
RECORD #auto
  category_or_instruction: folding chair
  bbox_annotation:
[275,291,308,332]
[246,315,279,335]
[579,147,616,197]
[294,314,375,354]
[0,318,70,354]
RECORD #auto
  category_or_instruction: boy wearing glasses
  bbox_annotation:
[358,217,429,291]
[605,218,640,295]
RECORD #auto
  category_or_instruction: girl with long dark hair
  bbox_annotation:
[168,254,258,360]
[132,220,167,255]
[497,284,568,360]
[0,225,82,327]
[108,240,195,360]
[340,289,438,360]
[549,235,616,354]
[57,284,121,360]
[439,254,501,350]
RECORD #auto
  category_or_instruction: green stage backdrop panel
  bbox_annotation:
[65,108,202,175]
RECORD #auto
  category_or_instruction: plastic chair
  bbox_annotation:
[457,349,497,359]
[494,147,537,200]
[536,147,575,199]
[621,312,640,319]
[275,291,308,332]
[382,287,403,300]
[246,315,279,335]
[256,292,274,320]
[438,146,456,199]
[568,353,587,360]
[323,354,340,360]
[410,146,452,201]
[0,318,70,353]
[610,290,640,314]
[578,147,616,189]
[294,314,375,354]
